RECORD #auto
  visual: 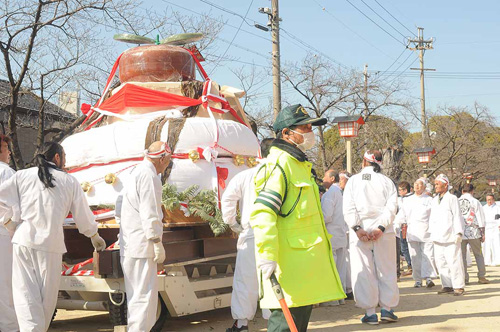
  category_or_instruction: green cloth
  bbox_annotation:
[268,305,313,332]
[250,145,345,309]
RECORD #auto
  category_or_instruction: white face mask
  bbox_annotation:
[290,130,316,152]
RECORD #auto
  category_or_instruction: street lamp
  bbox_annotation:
[332,115,365,173]
[413,147,435,177]
[463,172,473,184]
[486,176,497,193]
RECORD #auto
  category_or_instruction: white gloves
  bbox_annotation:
[258,258,277,280]
[229,222,244,234]
[90,233,106,251]
[455,234,463,245]
[153,242,166,264]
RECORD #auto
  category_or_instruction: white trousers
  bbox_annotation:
[408,241,435,281]
[121,256,158,332]
[350,233,399,310]
[332,247,347,291]
[0,235,19,331]
[483,228,500,266]
[434,242,465,289]
[12,244,61,332]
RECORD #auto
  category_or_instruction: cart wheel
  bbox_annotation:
[108,293,127,326]
[151,296,169,332]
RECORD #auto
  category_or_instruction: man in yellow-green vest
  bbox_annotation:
[250,104,345,332]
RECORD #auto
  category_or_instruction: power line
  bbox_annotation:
[376,48,410,79]
[209,0,254,75]
[162,0,271,42]
[359,0,407,39]
[198,0,257,27]
[386,55,419,85]
[311,0,393,60]
[373,0,416,37]
[280,27,348,69]
[344,0,406,46]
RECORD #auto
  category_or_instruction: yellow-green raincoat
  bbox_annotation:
[250,143,345,309]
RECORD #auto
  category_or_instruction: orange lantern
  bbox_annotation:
[413,147,436,164]
[332,115,365,138]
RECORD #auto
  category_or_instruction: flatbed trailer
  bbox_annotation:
[57,222,237,331]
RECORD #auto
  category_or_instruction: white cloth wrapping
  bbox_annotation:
[121,256,158,332]
[0,167,98,254]
[321,184,348,249]
[221,166,270,321]
[62,117,260,168]
[434,242,465,289]
[12,244,62,332]
[0,161,18,332]
[395,193,433,242]
[343,166,398,233]
[333,247,348,292]
[0,161,16,237]
[428,192,465,244]
[483,203,500,266]
[343,166,398,311]
[119,159,163,258]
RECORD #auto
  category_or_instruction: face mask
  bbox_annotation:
[290,130,316,152]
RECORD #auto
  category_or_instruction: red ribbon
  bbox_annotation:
[216,167,228,190]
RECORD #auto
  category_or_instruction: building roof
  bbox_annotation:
[0,79,76,121]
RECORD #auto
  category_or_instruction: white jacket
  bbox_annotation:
[343,166,398,233]
[0,161,15,237]
[484,203,500,231]
[395,193,432,242]
[321,184,347,249]
[429,191,464,244]
[0,166,97,253]
[458,193,485,240]
[119,159,163,258]
[221,166,258,245]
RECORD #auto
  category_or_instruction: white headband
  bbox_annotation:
[340,173,350,180]
[363,151,381,165]
[435,174,449,185]
[144,142,171,159]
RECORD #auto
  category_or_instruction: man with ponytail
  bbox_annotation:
[119,141,171,332]
[343,150,399,325]
[0,134,19,332]
[0,142,106,332]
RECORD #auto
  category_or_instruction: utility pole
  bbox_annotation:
[363,64,369,118]
[271,0,281,119]
[408,27,435,146]
[257,2,281,120]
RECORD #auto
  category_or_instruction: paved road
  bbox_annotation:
[50,264,500,331]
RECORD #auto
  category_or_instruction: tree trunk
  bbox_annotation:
[7,94,24,170]
[381,147,403,182]
[317,126,328,172]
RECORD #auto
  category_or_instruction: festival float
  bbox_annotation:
[56,33,260,330]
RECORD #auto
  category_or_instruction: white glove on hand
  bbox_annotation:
[258,258,277,280]
[229,222,244,234]
[90,233,106,251]
[455,234,463,245]
[153,242,166,264]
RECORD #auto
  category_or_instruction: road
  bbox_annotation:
[50,264,500,331]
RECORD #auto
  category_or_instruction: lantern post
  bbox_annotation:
[332,115,365,173]
[413,147,436,177]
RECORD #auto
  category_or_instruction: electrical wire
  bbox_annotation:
[344,0,406,46]
[373,0,417,37]
[209,0,254,75]
[311,0,393,60]
[359,0,407,39]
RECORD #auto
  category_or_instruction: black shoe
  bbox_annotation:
[426,280,435,288]
[346,292,354,300]
[437,287,454,294]
[226,321,248,332]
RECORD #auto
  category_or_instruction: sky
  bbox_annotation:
[110,0,500,125]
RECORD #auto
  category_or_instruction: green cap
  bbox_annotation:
[273,104,327,133]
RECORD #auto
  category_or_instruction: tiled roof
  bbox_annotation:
[0,79,76,120]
